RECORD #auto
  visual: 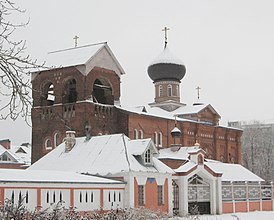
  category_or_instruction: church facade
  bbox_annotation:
[31,42,242,165]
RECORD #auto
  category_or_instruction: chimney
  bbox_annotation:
[0,139,11,149]
[65,131,76,152]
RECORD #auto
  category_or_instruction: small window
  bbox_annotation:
[138,185,145,206]
[145,148,151,164]
[46,191,49,203]
[108,192,111,202]
[26,191,29,204]
[91,192,94,203]
[114,192,116,202]
[159,85,163,97]
[158,132,163,147]
[157,185,164,205]
[119,192,121,202]
[59,192,62,202]
[19,191,22,204]
[53,191,56,203]
[11,191,14,204]
[139,130,143,139]
[154,132,158,146]
[176,85,179,97]
[85,192,88,203]
[80,192,82,203]
[54,133,60,148]
[134,129,138,139]
[45,139,52,150]
[168,85,172,96]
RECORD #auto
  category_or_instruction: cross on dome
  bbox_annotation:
[162,26,170,48]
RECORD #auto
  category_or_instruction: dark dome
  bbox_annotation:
[148,47,186,82]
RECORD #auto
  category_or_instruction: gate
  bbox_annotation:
[188,175,210,215]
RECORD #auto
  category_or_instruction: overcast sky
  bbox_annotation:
[1,0,274,145]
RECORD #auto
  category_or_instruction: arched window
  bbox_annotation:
[134,129,138,139]
[139,130,143,139]
[19,191,22,203]
[80,192,82,203]
[91,192,94,203]
[108,192,111,202]
[198,154,204,165]
[159,85,163,97]
[45,139,52,150]
[145,148,151,164]
[167,84,172,97]
[158,132,163,147]
[114,192,116,202]
[154,132,158,146]
[53,191,56,203]
[63,78,77,103]
[85,192,88,203]
[11,191,14,204]
[54,132,60,148]
[26,191,29,204]
[59,192,62,202]
[119,192,121,202]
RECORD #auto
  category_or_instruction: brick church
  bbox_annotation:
[31,41,242,164]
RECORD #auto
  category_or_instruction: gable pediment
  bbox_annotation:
[82,44,125,77]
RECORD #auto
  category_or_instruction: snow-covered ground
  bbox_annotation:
[171,211,274,220]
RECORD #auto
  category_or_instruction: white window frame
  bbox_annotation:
[167,84,172,97]
[134,129,138,139]
[139,130,144,139]
[45,139,52,150]
[144,148,151,164]
[159,85,163,97]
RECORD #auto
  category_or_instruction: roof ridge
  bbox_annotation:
[48,41,107,54]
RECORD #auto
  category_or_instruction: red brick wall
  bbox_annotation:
[0,139,11,149]
[31,65,242,165]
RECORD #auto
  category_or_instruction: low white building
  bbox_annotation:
[0,132,174,214]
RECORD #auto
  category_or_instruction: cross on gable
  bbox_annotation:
[73,35,79,47]
[196,86,201,100]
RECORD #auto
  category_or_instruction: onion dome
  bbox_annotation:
[147,47,186,82]
[171,126,182,138]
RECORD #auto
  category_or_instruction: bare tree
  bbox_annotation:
[0,0,43,122]
[241,121,274,182]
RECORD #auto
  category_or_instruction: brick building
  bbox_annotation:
[31,42,242,164]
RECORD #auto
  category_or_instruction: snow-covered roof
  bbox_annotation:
[158,146,263,182]
[127,138,153,156]
[149,47,185,66]
[118,103,222,126]
[158,146,198,161]
[0,169,123,184]
[0,145,24,164]
[29,134,173,176]
[205,161,264,182]
[33,42,125,78]
[10,145,31,165]
[174,161,197,173]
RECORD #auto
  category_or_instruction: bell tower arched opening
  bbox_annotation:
[93,78,114,105]
[41,82,55,106]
